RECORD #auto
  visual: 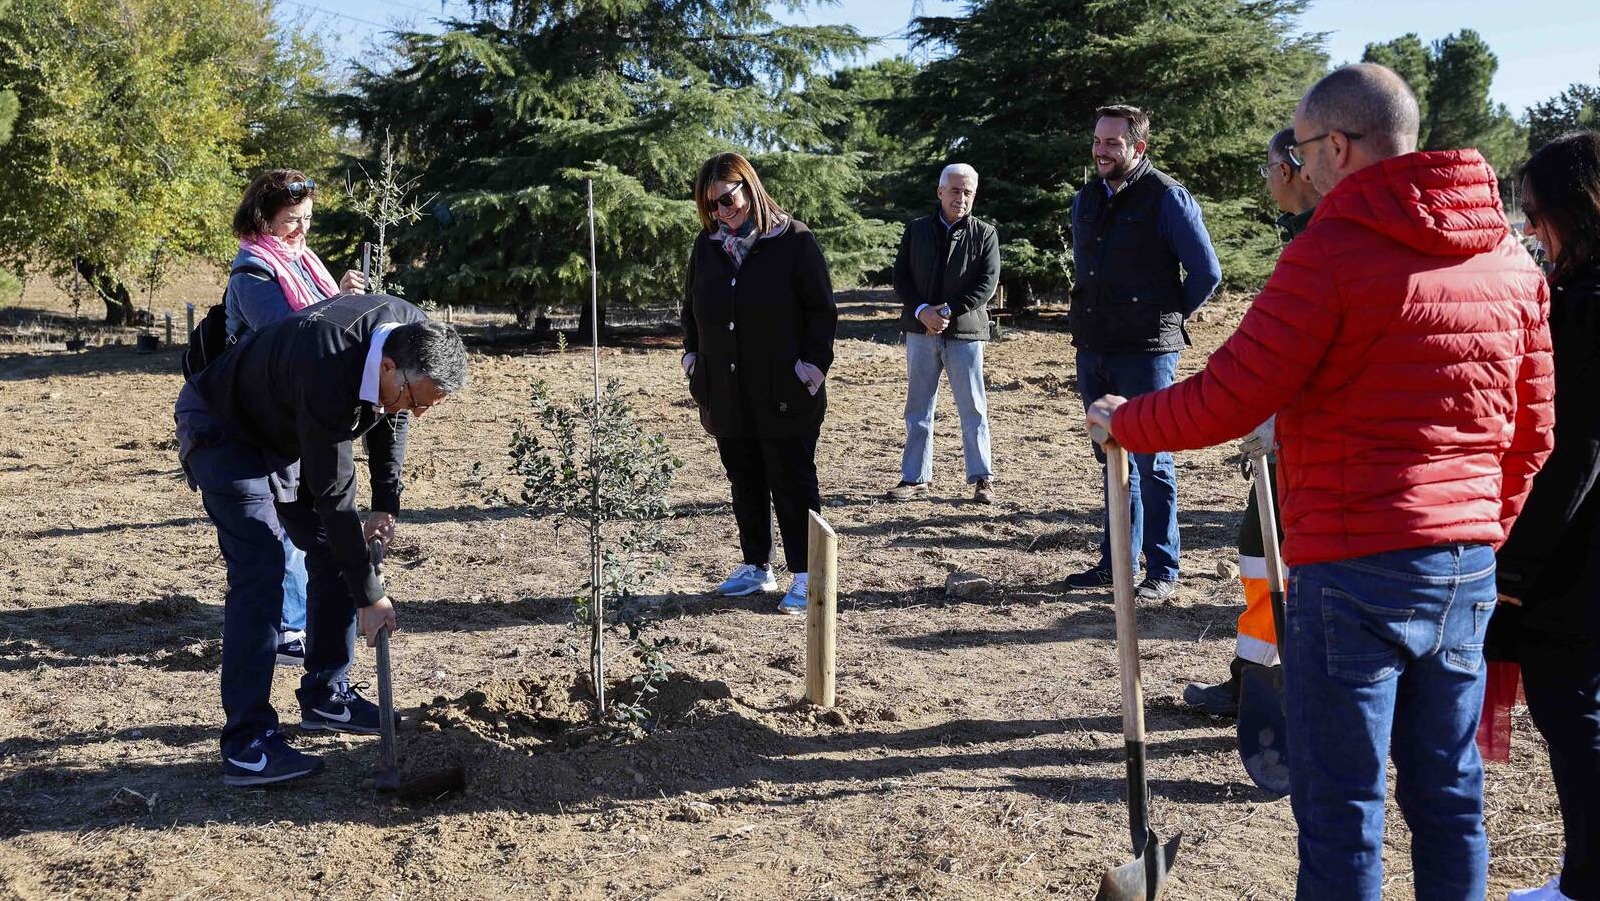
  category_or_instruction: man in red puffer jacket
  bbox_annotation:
[1087,64,1553,899]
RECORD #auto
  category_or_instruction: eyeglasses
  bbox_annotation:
[284,179,316,200]
[1522,204,1541,229]
[1287,131,1363,168]
[398,369,435,415]
[704,182,744,213]
[1259,160,1298,179]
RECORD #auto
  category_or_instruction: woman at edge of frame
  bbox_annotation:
[680,151,838,615]
[1491,129,1600,901]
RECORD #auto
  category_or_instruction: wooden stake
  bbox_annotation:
[805,510,838,707]
[163,312,173,347]
[185,303,195,337]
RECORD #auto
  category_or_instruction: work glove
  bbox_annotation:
[1240,416,1275,460]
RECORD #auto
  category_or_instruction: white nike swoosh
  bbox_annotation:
[228,753,269,772]
[315,705,352,723]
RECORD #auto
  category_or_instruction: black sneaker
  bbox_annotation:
[1135,577,1178,603]
[299,681,381,735]
[1182,657,1247,717]
[222,728,325,787]
[275,632,305,667]
[1064,566,1115,589]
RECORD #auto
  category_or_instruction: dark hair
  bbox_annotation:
[387,320,468,394]
[1519,130,1600,281]
[1268,127,1299,167]
[1095,104,1151,146]
[232,169,317,238]
[692,152,787,235]
[1301,64,1420,156]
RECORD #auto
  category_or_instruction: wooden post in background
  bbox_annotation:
[805,510,837,707]
[185,303,195,338]
[163,312,173,347]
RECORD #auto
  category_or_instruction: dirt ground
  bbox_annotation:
[0,272,1566,900]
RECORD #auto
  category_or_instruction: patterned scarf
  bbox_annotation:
[238,234,339,312]
[716,214,790,270]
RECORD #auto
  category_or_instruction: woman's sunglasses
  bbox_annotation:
[284,179,316,200]
[705,182,744,212]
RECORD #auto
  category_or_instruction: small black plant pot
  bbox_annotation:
[135,333,161,354]
[65,338,87,352]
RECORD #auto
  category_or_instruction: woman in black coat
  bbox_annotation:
[681,152,837,615]
[1494,131,1600,901]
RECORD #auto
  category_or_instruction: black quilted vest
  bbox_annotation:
[1068,160,1187,353]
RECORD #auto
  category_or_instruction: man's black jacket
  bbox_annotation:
[191,293,426,606]
[892,211,1000,341]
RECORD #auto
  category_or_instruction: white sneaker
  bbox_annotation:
[777,573,808,615]
[1509,877,1571,901]
[715,563,777,597]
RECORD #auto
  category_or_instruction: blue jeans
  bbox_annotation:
[1076,349,1180,580]
[1285,545,1496,900]
[175,383,357,756]
[281,535,307,634]
[902,332,993,484]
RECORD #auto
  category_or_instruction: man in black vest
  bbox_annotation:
[1065,104,1221,602]
[174,293,467,787]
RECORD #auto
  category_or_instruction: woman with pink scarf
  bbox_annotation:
[225,169,367,666]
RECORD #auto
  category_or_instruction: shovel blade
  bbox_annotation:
[1237,663,1291,797]
[1095,832,1181,901]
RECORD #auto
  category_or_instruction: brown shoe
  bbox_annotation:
[886,480,931,501]
[972,479,995,504]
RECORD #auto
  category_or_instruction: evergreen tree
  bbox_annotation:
[1362,30,1526,201]
[1360,34,1431,143]
[340,0,891,326]
[0,0,339,324]
[900,0,1326,296]
[1527,74,1599,152]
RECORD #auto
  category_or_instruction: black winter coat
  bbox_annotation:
[1491,260,1600,648]
[681,219,837,440]
[892,211,1000,341]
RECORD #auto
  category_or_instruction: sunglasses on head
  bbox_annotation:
[284,179,316,200]
[705,182,744,212]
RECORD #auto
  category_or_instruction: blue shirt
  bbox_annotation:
[223,248,334,339]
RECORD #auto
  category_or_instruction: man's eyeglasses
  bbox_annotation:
[1259,160,1298,179]
[1287,131,1363,168]
[398,369,434,414]
[284,179,316,200]
[705,182,744,212]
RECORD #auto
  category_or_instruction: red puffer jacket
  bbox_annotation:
[1111,149,1554,566]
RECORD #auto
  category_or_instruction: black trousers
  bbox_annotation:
[715,433,820,574]
[1519,639,1600,899]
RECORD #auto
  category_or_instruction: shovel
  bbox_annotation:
[368,538,465,803]
[1091,427,1181,901]
[1236,457,1291,797]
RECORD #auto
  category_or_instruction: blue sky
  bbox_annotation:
[284,0,1597,114]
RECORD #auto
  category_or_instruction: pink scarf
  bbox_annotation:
[238,234,339,312]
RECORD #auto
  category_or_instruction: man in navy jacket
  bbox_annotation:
[175,293,467,786]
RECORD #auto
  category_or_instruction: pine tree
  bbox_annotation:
[898,0,1327,295]
[339,0,890,327]
[1527,73,1599,153]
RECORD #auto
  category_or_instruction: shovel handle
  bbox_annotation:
[1251,456,1288,650]
[1096,427,1154,857]
[368,538,399,783]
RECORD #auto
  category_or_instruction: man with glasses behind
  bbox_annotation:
[1087,64,1554,897]
[1183,127,1322,715]
[175,294,467,787]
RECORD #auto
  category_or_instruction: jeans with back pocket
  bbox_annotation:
[1284,544,1497,900]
